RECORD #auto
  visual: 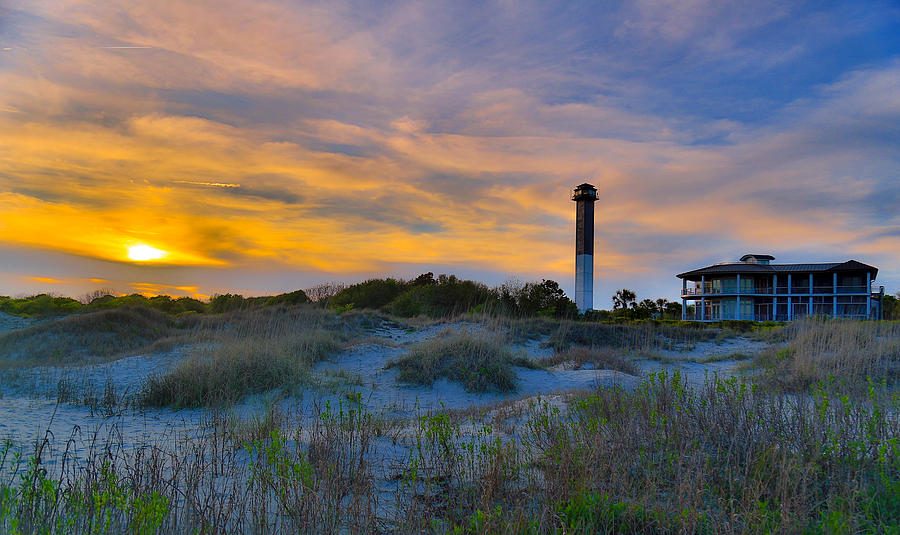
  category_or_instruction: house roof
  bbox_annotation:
[677,260,878,279]
[740,254,775,262]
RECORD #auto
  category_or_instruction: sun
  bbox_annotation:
[127,244,166,261]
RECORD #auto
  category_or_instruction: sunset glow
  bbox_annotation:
[127,245,167,262]
[0,1,897,300]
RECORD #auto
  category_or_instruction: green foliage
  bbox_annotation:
[0,289,314,320]
[262,289,310,307]
[328,273,577,319]
[207,293,247,313]
[329,278,407,311]
[611,289,637,311]
[0,294,81,317]
[2,272,587,321]
[608,289,682,320]
[91,294,207,315]
[243,399,377,532]
[559,492,693,534]
[882,293,898,320]
[0,452,169,535]
[386,274,497,318]
[510,279,578,319]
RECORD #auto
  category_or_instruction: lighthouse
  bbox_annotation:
[572,183,597,313]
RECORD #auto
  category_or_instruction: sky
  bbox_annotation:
[1,0,899,305]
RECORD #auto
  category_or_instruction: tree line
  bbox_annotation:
[12,276,894,321]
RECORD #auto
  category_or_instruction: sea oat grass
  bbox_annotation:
[139,305,355,407]
[139,330,343,407]
[3,372,899,533]
[0,307,193,364]
[539,346,639,375]
[751,317,900,392]
[386,330,538,392]
[547,320,716,352]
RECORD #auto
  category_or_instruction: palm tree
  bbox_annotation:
[612,289,637,310]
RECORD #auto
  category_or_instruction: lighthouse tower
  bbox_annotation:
[572,183,597,313]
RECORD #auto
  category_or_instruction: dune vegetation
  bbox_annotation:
[539,345,640,375]
[0,307,195,365]
[751,316,900,392]
[1,369,898,534]
[386,330,540,392]
[1,280,899,533]
[138,306,365,407]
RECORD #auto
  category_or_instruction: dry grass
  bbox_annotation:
[5,307,900,532]
[0,307,197,365]
[139,305,359,407]
[752,317,900,391]
[0,399,381,534]
[386,329,539,392]
[539,346,639,375]
[546,320,716,352]
[508,373,900,534]
[2,370,899,533]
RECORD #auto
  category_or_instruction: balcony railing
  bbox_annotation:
[683,312,872,322]
[682,285,869,297]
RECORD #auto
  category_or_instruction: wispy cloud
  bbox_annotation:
[1,0,898,301]
[174,181,241,188]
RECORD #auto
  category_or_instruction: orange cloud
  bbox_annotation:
[1,1,897,301]
[28,276,63,284]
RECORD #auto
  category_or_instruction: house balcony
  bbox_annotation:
[683,312,872,322]
[682,285,869,297]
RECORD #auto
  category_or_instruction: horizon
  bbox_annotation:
[2,1,899,303]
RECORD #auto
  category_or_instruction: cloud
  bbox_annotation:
[1,0,898,302]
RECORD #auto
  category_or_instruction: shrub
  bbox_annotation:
[0,294,82,317]
[262,289,310,307]
[329,278,406,311]
[208,293,247,314]
[519,372,900,534]
[386,275,497,318]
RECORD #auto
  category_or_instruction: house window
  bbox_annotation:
[791,276,810,293]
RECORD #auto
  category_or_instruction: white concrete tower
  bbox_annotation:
[572,183,597,313]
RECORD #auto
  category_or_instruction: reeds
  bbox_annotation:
[4,304,900,532]
[753,317,900,391]
[3,373,898,533]
[545,319,716,352]
[0,399,380,534]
